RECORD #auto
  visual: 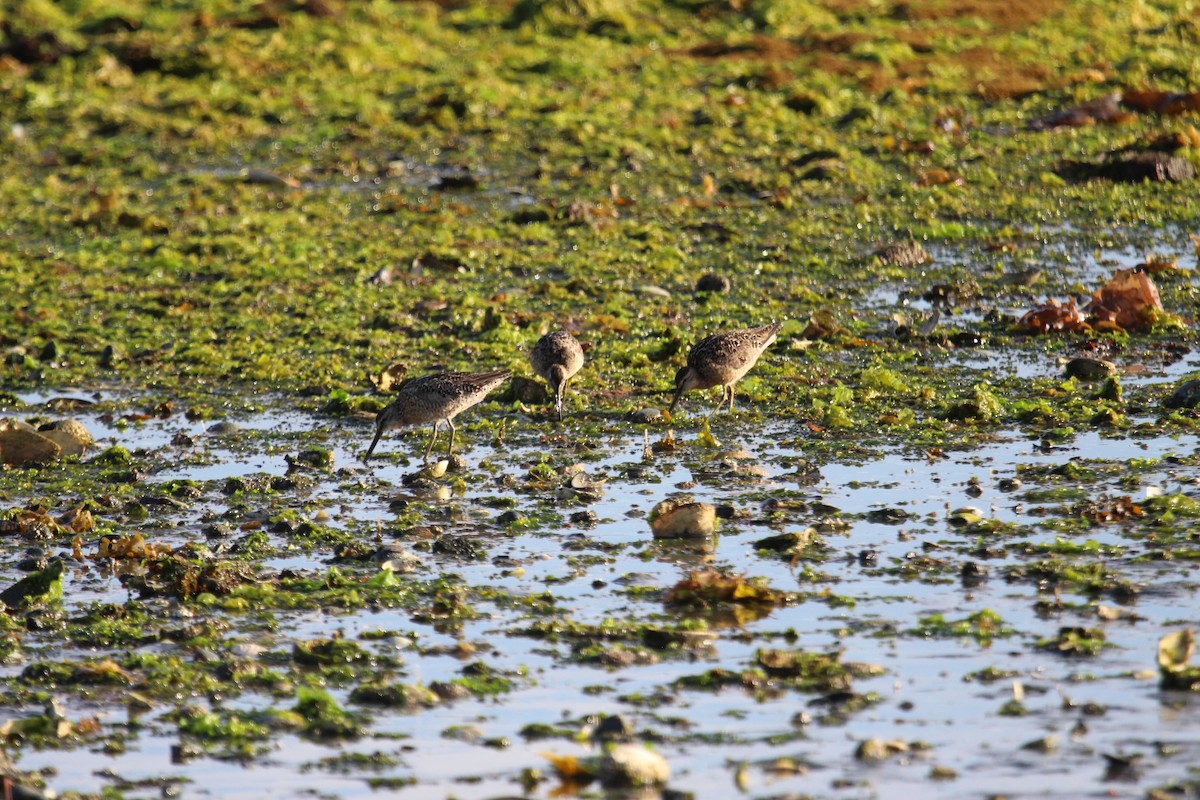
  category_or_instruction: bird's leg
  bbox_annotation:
[423,421,440,464]
[446,418,456,458]
[710,385,727,416]
[727,385,736,414]
[555,379,567,422]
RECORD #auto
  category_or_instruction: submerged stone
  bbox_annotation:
[1164,379,1200,409]
[649,499,716,538]
[1064,357,1116,381]
[598,743,669,787]
[628,408,663,423]
[0,427,61,467]
[592,714,634,741]
[0,559,63,609]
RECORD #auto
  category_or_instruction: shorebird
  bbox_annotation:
[363,369,510,463]
[530,330,585,421]
[669,322,782,415]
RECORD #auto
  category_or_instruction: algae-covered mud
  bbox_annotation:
[3,0,1200,798]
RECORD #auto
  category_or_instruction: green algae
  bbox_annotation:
[293,687,366,739]
[0,1,1198,796]
[1037,626,1109,657]
[910,609,1015,645]
[0,2,1196,419]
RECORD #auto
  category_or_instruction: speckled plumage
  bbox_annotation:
[530,330,585,421]
[669,322,781,414]
[364,369,510,462]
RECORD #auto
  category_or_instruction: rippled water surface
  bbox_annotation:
[6,358,1200,800]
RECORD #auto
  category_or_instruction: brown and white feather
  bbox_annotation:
[379,370,511,430]
[670,322,781,413]
[365,369,510,462]
[685,322,781,390]
[530,330,585,420]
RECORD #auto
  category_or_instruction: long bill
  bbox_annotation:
[363,420,385,462]
[668,386,684,414]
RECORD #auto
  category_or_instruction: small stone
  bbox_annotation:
[0,559,64,607]
[649,499,716,538]
[16,555,49,572]
[171,743,202,763]
[753,529,814,553]
[206,421,242,436]
[1021,735,1058,753]
[374,544,421,572]
[368,266,393,286]
[431,536,477,557]
[628,408,662,423]
[950,331,985,347]
[430,681,470,701]
[855,738,907,761]
[1164,379,1200,409]
[288,447,334,471]
[38,418,94,450]
[695,273,731,293]
[509,375,549,404]
[961,561,988,586]
[866,507,910,524]
[949,507,983,526]
[875,240,929,268]
[229,642,268,659]
[441,724,483,743]
[1064,357,1116,381]
[593,714,634,741]
[203,523,235,538]
[598,743,670,787]
[0,428,61,467]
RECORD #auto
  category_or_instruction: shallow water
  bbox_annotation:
[5,378,1200,800]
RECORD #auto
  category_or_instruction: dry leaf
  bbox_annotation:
[543,751,594,779]
[372,362,408,393]
[1019,298,1088,333]
[1083,268,1163,331]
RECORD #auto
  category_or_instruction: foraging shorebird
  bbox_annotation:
[530,330,585,421]
[669,322,782,415]
[363,370,510,462]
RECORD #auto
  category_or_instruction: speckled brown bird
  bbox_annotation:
[669,322,782,415]
[530,330,585,421]
[363,369,510,463]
